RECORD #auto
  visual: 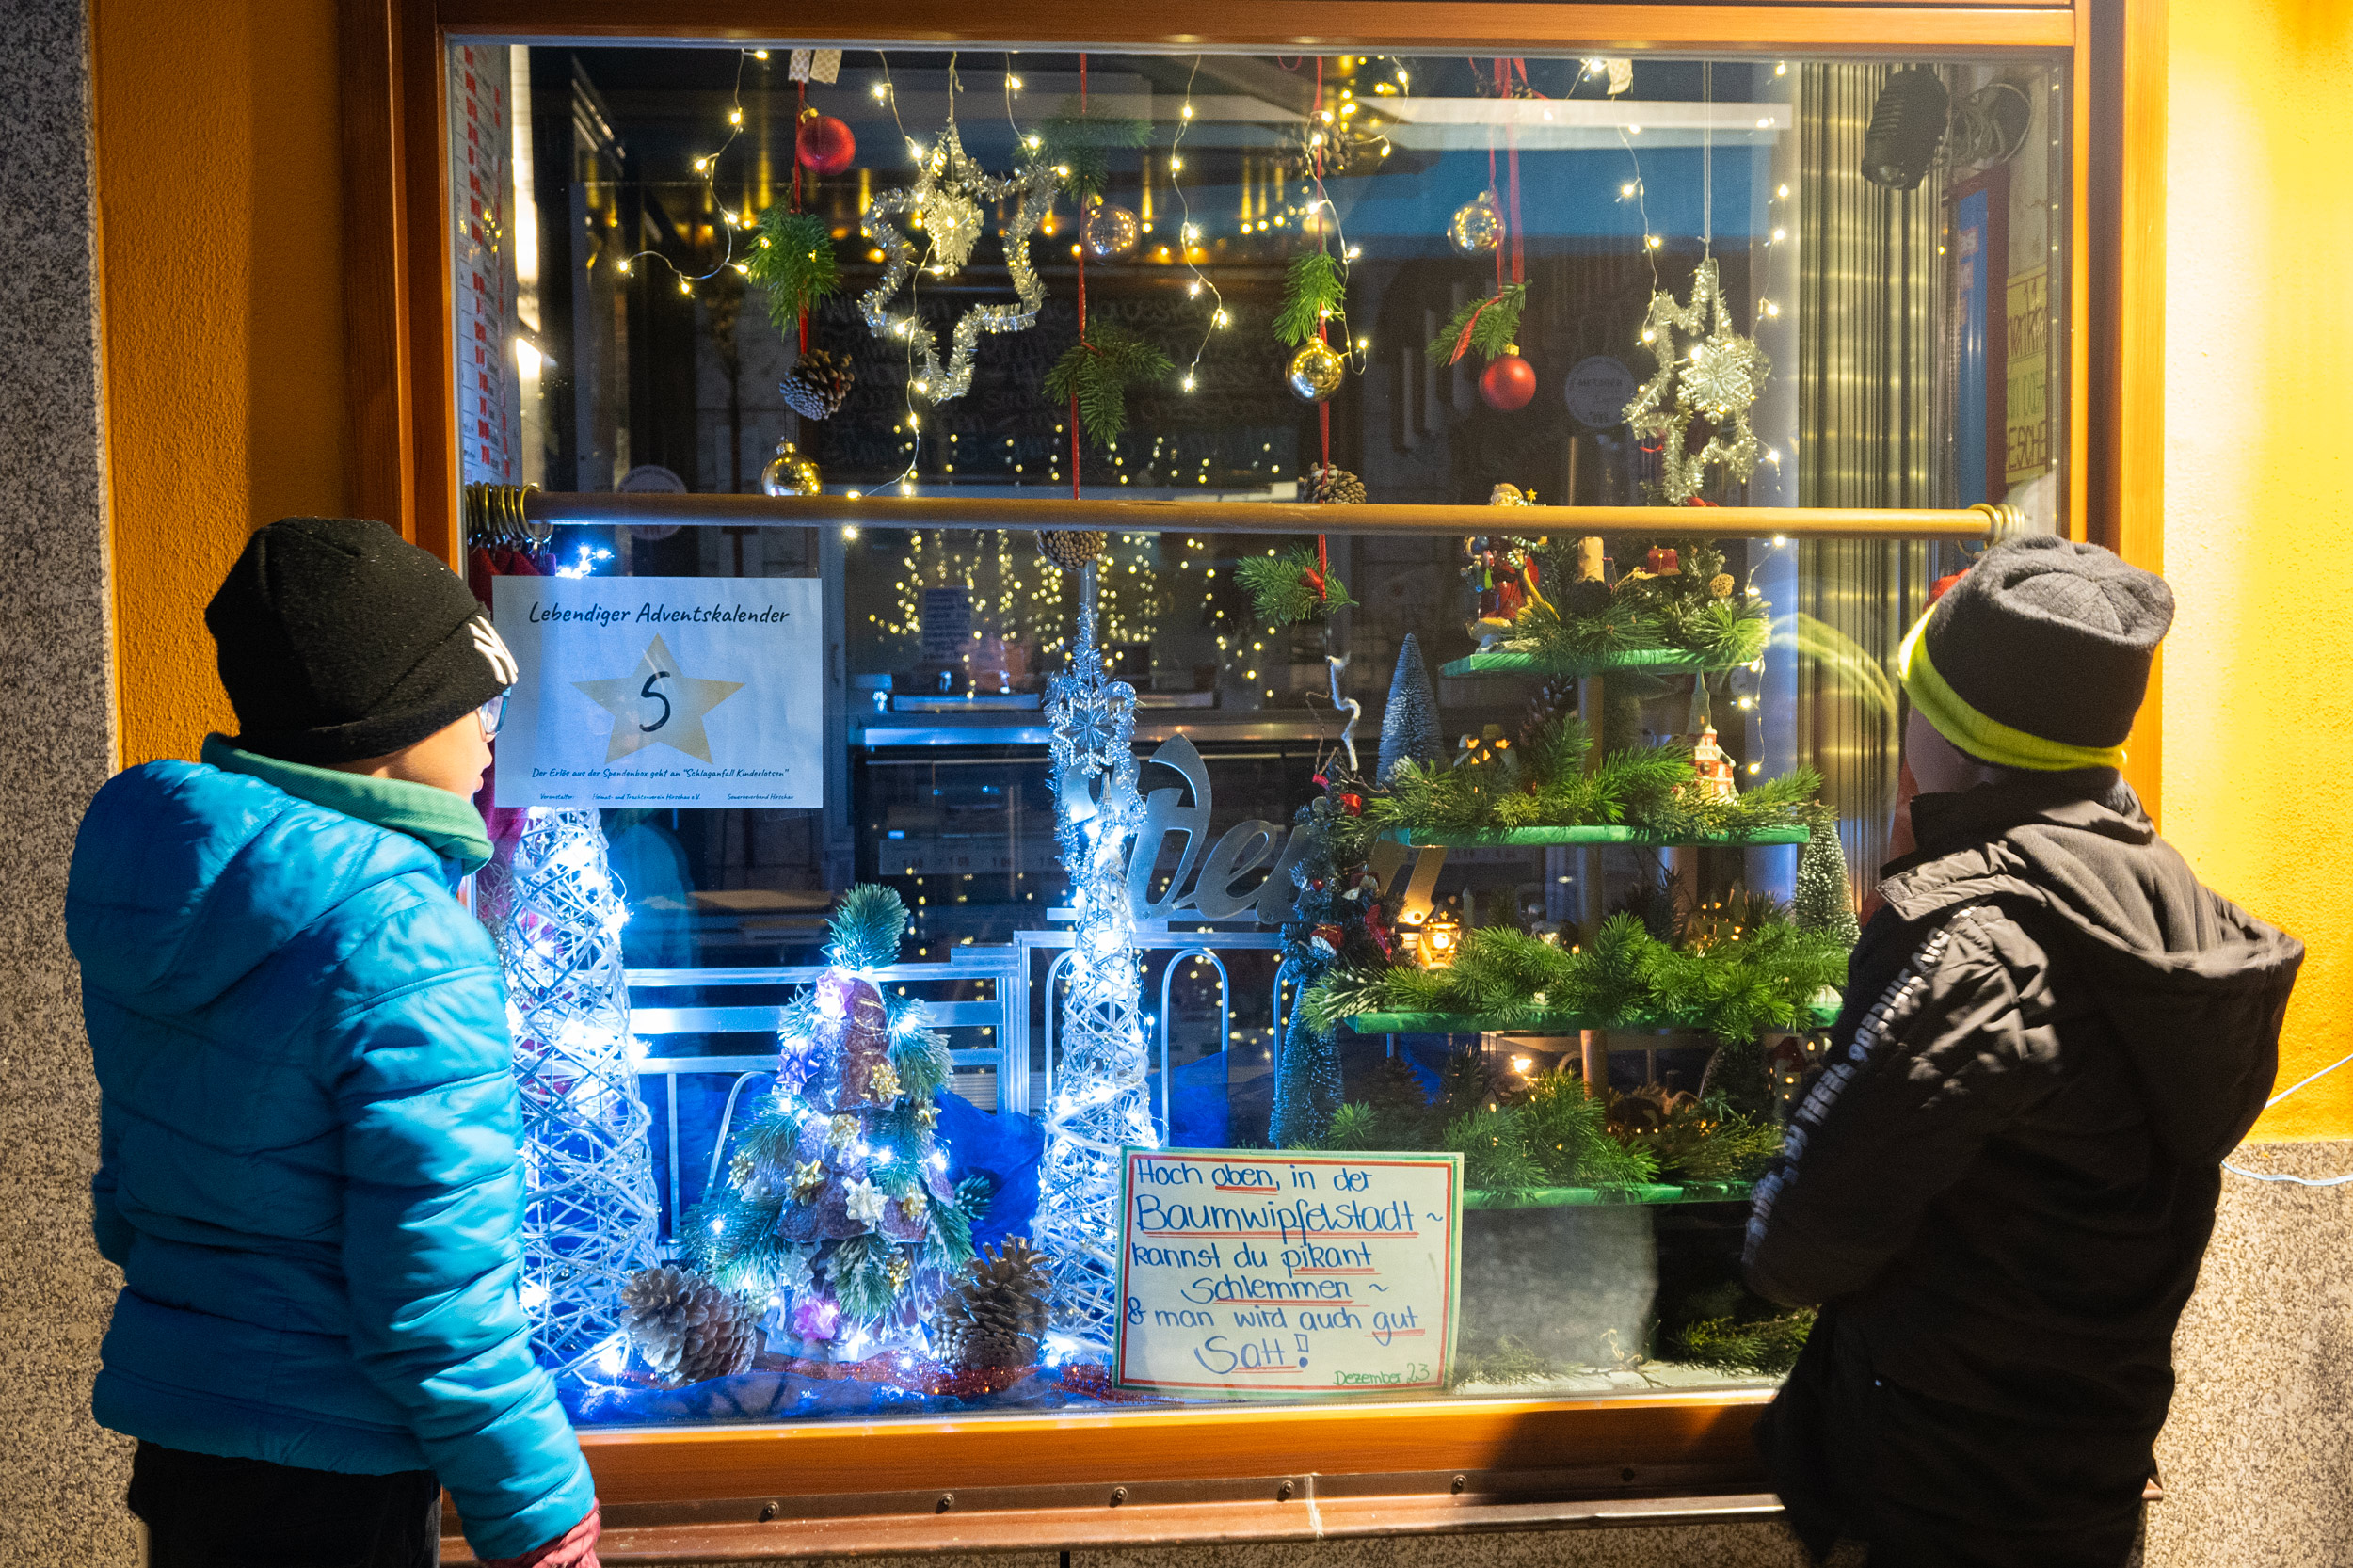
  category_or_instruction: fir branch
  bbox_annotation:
[889,1028,952,1099]
[1234,546,1356,626]
[827,885,908,970]
[744,208,841,329]
[1442,1109,1545,1192]
[953,1173,997,1223]
[829,1233,901,1323]
[926,1188,976,1269]
[1044,323,1172,450]
[1673,1308,1816,1373]
[1040,104,1151,203]
[1274,249,1349,346]
[1427,281,1528,365]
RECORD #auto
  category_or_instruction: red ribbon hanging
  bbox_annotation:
[1070,54,1087,501]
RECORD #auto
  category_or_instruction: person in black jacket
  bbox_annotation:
[1746,536,2301,1568]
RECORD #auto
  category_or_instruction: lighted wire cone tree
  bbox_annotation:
[1035,591,1161,1352]
[480,808,664,1366]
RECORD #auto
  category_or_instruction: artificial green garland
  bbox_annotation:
[1305,908,1849,1046]
[1369,713,1819,840]
[1497,536,1769,667]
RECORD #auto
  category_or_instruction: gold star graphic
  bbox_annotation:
[572,633,744,764]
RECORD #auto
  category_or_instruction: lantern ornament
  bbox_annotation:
[1409,911,1463,969]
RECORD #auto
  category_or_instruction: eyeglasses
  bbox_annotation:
[478,691,510,741]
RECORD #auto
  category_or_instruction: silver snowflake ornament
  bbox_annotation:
[1622,257,1772,504]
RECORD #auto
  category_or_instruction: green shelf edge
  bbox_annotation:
[1440,646,1754,680]
[1374,824,1810,848]
[1344,1005,1839,1035]
[1465,1180,1756,1210]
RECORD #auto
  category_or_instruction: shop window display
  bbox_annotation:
[446,40,2070,1429]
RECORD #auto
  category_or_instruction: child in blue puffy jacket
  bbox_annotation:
[69,517,601,1568]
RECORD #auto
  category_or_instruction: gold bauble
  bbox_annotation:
[1081,201,1142,260]
[1287,341,1345,404]
[760,440,823,497]
[1448,191,1505,256]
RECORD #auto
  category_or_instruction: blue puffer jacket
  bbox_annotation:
[67,746,595,1559]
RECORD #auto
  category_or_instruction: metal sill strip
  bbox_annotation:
[448,1488,1785,1563]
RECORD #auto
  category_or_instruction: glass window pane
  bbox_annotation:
[447,40,2069,1431]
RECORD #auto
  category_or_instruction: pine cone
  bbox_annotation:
[1708,572,1737,600]
[930,1237,1050,1371]
[1035,530,1107,570]
[779,348,856,420]
[621,1266,760,1387]
[1520,676,1577,747]
[1305,465,1366,505]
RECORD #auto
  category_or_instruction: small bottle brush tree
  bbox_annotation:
[1377,634,1444,782]
[682,887,974,1364]
[1792,805,1862,948]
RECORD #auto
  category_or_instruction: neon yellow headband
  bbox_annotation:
[1897,608,2127,773]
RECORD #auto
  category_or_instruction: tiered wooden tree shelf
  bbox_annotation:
[1375,824,1809,849]
[1464,1179,1757,1210]
[1343,1001,1840,1038]
[1439,646,1757,680]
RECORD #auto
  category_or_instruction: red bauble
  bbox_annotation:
[1479,354,1537,412]
[1337,792,1364,816]
[796,113,857,177]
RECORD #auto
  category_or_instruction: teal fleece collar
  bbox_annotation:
[202,735,494,872]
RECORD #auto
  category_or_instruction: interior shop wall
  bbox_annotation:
[2162,0,2353,1143]
[92,0,348,768]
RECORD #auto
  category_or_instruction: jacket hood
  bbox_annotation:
[1881,775,2301,1165]
[68,760,450,1016]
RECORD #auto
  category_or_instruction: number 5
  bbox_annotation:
[639,670,672,733]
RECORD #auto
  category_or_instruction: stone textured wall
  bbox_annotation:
[0,0,136,1561]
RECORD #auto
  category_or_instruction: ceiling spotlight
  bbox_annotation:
[1861,67,1949,191]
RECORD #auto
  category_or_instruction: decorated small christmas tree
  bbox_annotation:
[683,887,973,1363]
[1792,806,1862,949]
[1377,634,1444,782]
[1270,777,1392,1148]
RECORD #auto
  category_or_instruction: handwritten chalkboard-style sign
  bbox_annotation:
[1112,1148,1463,1398]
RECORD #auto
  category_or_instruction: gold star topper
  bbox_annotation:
[572,632,744,764]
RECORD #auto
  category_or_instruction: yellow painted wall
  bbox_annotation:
[2163,0,2353,1141]
[92,0,347,768]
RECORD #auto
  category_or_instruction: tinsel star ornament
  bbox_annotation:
[860,120,1058,404]
[1622,257,1771,504]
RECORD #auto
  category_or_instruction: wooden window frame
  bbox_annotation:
[341,0,2163,1538]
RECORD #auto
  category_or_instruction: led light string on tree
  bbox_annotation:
[476,808,664,1370]
[1035,586,1160,1351]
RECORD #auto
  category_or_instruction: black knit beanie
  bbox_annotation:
[206,517,519,765]
[1898,535,2172,770]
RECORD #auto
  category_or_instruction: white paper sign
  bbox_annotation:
[1112,1147,1461,1398]
[491,576,824,808]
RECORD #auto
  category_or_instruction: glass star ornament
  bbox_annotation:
[859,120,1058,404]
[1621,256,1772,504]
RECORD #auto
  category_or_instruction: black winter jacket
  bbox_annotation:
[1746,774,2298,1487]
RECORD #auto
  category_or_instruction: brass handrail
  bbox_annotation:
[472,486,2024,544]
